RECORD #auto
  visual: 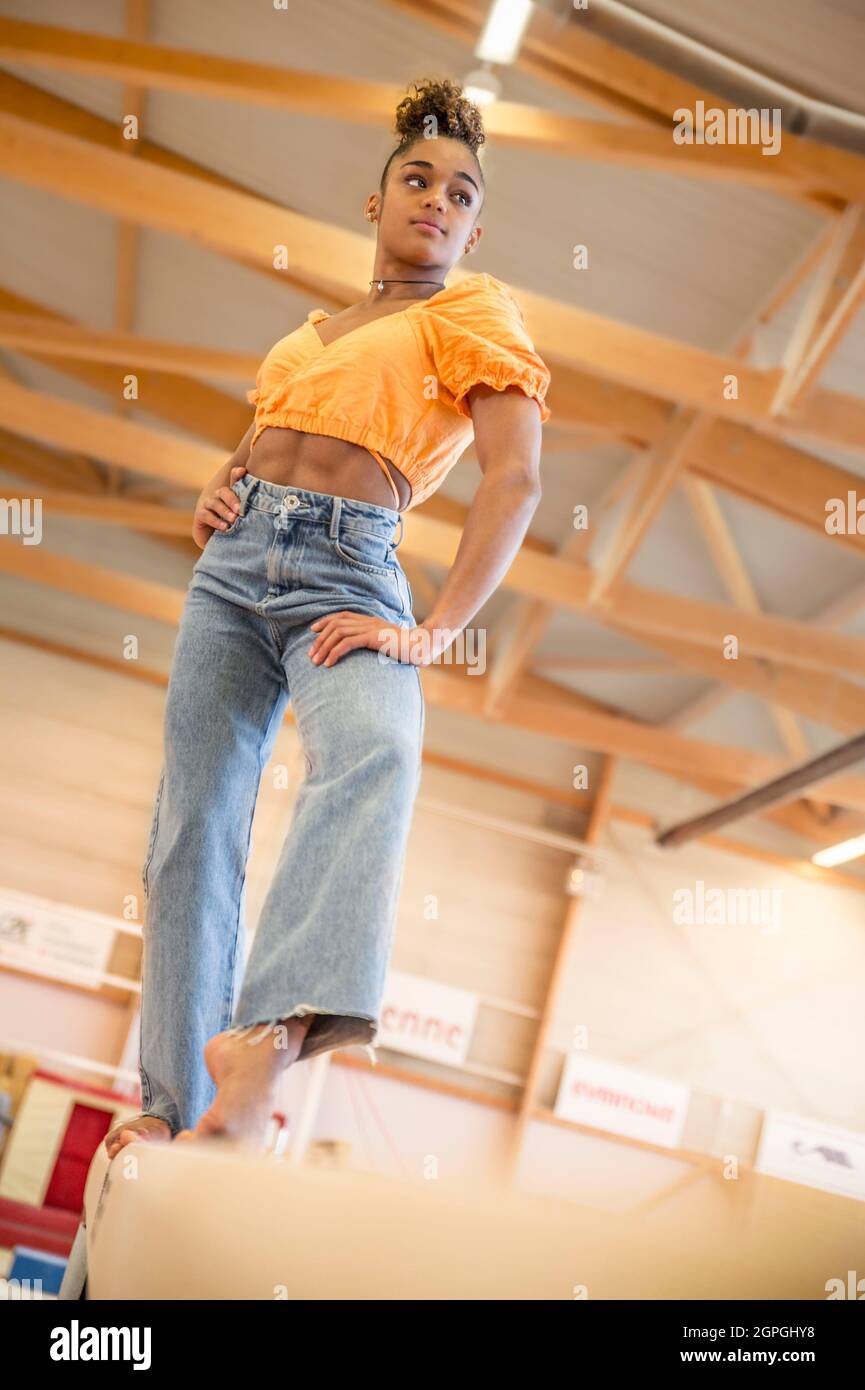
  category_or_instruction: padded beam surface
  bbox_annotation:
[82,1140,865,1300]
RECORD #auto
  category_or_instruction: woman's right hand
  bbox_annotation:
[192,465,247,550]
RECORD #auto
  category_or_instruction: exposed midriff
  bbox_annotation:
[244,424,412,512]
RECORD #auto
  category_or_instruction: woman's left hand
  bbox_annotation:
[308,613,432,668]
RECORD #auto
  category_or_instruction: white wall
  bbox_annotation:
[2,636,864,1213]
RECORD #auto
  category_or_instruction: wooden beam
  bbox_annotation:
[786,269,865,408]
[0,484,194,536]
[679,474,838,817]
[0,110,794,427]
[2,103,863,476]
[487,223,844,715]
[3,68,862,466]
[661,570,865,736]
[590,408,707,598]
[1,618,847,854]
[501,675,865,814]
[691,422,865,557]
[0,426,105,495]
[784,384,865,458]
[505,755,617,1182]
[108,0,153,496]
[6,619,863,902]
[0,310,258,382]
[611,623,865,738]
[0,290,250,449]
[8,109,865,450]
[3,380,865,681]
[661,564,865,739]
[6,540,865,810]
[482,457,645,715]
[771,203,865,414]
[0,18,853,200]
[384,0,864,209]
[7,295,864,534]
[601,575,865,680]
[535,657,669,673]
[680,475,819,763]
[0,379,225,488]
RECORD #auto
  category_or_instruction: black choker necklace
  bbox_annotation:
[370,277,446,293]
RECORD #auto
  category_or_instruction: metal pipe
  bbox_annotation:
[656,730,865,848]
[579,0,865,147]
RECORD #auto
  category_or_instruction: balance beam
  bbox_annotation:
[78,1140,864,1299]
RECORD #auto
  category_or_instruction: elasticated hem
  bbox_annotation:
[450,362,551,423]
[248,409,429,514]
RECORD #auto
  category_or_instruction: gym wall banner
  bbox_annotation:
[554,1053,690,1147]
[755,1110,865,1202]
[0,887,116,989]
[376,969,479,1065]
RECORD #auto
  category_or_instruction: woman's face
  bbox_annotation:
[371,136,484,270]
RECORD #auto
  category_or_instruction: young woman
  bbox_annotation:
[106,77,551,1157]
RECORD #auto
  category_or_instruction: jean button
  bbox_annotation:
[285,495,300,510]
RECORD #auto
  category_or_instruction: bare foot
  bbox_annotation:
[104,1114,172,1160]
[178,1017,313,1152]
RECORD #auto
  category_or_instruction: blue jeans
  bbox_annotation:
[139,473,425,1135]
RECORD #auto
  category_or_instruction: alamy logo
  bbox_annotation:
[672,879,782,931]
[673,101,782,156]
[50,1320,151,1369]
[378,625,486,674]
[825,492,865,534]
[825,1270,865,1299]
[0,496,42,544]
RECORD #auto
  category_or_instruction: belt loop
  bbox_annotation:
[234,472,255,517]
[393,514,404,548]
[329,495,342,540]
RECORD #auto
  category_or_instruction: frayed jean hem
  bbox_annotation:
[226,1005,380,1066]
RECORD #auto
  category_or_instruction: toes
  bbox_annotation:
[105,1117,171,1156]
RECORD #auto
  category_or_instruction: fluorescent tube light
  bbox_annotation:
[476,0,533,65]
[812,833,865,867]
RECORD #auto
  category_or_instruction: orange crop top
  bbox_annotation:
[245,272,551,512]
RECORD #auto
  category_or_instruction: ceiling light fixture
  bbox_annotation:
[475,0,533,65]
[463,63,502,107]
[812,833,865,868]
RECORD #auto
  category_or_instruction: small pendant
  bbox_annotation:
[376,279,384,292]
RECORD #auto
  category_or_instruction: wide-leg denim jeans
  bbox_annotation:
[138,473,425,1136]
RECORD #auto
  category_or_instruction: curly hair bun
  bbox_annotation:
[393,77,486,157]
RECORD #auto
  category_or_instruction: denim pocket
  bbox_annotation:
[332,523,395,576]
[142,768,165,899]
[215,505,247,537]
[211,478,248,537]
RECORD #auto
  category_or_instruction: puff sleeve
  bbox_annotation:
[424,274,551,423]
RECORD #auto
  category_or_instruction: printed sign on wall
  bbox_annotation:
[0,888,115,989]
[756,1111,865,1203]
[376,970,479,1065]
[554,1053,690,1148]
